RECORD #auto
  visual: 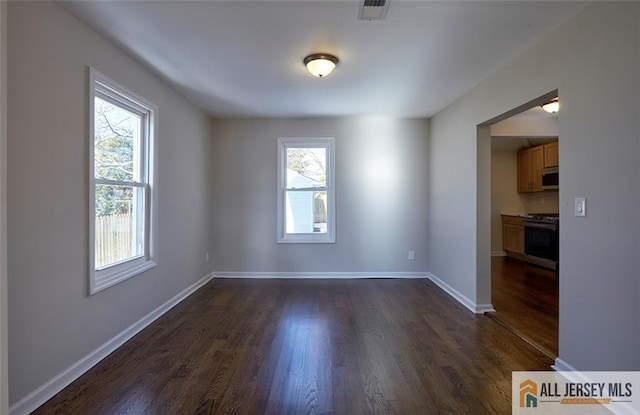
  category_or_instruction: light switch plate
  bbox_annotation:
[575,197,586,217]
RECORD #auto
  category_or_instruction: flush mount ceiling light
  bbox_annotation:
[542,97,560,113]
[304,54,339,78]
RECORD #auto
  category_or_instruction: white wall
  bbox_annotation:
[7,2,214,404]
[210,117,429,274]
[490,151,526,253]
[520,192,559,216]
[0,1,7,413]
[429,3,640,370]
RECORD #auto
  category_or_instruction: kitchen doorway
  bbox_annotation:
[479,91,560,359]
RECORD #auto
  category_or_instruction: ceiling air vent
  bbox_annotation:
[358,0,390,21]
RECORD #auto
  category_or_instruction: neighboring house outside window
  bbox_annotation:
[277,137,335,243]
[89,68,157,294]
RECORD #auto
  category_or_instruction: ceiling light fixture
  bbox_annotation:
[304,54,339,78]
[542,97,559,114]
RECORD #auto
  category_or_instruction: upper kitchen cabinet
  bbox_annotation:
[517,145,544,192]
[544,141,559,167]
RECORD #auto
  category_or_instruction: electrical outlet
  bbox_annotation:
[205,252,210,263]
[408,251,415,260]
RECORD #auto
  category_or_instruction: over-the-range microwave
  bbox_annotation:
[542,167,559,190]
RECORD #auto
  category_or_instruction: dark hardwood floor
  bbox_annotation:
[490,256,559,358]
[35,278,553,415]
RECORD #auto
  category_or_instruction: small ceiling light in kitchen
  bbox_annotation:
[542,97,560,113]
[304,54,339,78]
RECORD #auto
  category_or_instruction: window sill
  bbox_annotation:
[278,234,335,244]
[90,258,156,295]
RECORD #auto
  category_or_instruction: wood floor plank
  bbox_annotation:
[33,278,553,415]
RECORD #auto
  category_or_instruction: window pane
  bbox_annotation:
[285,190,327,234]
[286,147,326,188]
[95,184,144,268]
[94,96,141,182]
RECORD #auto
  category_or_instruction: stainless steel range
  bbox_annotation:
[521,213,559,270]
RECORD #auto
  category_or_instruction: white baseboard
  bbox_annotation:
[552,359,640,415]
[475,303,496,313]
[552,357,577,372]
[491,250,506,257]
[213,271,429,279]
[426,272,495,314]
[9,272,214,415]
[552,358,592,385]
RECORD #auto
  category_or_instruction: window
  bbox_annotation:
[277,137,335,243]
[89,68,157,294]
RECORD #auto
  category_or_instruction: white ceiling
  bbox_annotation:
[60,1,586,118]
[491,106,558,152]
[512,105,559,119]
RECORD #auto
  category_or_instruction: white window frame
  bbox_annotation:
[89,68,158,295]
[277,137,335,243]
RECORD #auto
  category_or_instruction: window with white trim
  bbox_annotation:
[89,68,157,294]
[277,137,335,243]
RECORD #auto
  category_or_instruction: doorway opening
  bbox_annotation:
[478,90,559,359]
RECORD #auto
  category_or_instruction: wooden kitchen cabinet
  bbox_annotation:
[517,145,544,192]
[544,141,559,167]
[502,215,525,255]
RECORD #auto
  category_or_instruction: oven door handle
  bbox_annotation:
[524,221,557,230]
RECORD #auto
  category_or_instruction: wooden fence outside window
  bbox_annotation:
[95,213,133,268]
